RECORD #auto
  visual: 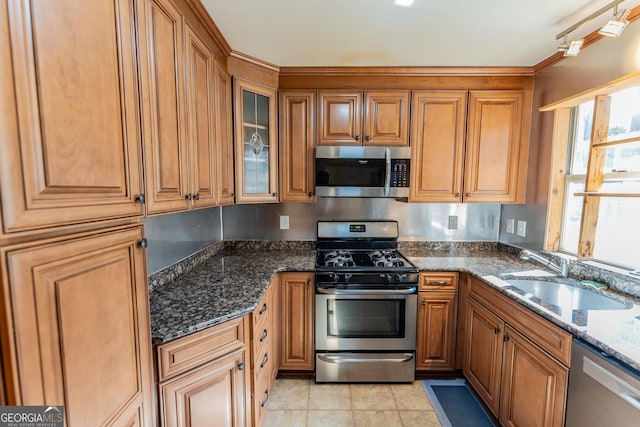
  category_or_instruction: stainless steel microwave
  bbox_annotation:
[315,146,411,197]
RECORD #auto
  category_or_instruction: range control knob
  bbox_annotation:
[395,274,408,282]
[343,273,352,283]
[329,273,339,283]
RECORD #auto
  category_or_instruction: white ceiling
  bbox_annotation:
[201,0,640,67]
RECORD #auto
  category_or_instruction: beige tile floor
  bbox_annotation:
[264,379,442,427]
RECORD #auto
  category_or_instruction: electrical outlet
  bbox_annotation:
[517,220,527,237]
[280,215,289,230]
[506,219,515,234]
[448,215,458,230]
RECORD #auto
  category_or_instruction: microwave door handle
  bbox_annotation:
[384,148,391,196]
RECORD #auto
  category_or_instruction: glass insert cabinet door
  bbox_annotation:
[233,78,278,203]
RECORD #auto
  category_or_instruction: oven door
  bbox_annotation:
[315,292,417,351]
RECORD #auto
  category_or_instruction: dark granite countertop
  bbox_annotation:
[150,243,640,372]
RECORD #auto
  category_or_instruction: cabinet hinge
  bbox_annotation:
[135,193,146,205]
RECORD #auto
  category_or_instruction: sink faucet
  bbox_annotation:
[519,249,570,278]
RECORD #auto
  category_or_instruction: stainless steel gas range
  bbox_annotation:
[314,220,418,383]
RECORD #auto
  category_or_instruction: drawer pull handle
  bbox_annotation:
[260,329,268,342]
[237,362,245,371]
[429,280,448,285]
[260,352,269,368]
[259,303,268,315]
[260,389,269,407]
[494,327,501,334]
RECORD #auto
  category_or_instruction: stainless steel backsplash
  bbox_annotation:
[222,198,500,241]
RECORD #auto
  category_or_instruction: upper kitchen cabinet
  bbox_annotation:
[234,78,278,203]
[464,91,529,204]
[410,89,531,203]
[410,91,467,202]
[0,0,144,235]
[279,91,316,202]
[214,60,235,205]
[317,91,410,146]
[137,0,225,214]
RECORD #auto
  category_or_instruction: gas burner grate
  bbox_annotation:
[323,251,355,267]
[370,250,405,268]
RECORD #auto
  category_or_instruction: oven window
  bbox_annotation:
[316,158,385,187]
[327,299,405,338]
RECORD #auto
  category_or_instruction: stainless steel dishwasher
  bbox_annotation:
[566,339,640,426]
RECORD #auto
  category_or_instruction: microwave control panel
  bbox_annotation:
[390,159,410,187]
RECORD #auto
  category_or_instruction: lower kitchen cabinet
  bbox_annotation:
[464,277,571,426]
[157,316,250,427]
[0,225,154,426]
[416,272,459,371]
[279,272,315,371]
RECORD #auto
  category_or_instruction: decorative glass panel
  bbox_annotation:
[242,90,270,194]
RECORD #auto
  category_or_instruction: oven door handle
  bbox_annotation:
[384,147,391,196]
[318,353,415,364]
[316,287,417,295]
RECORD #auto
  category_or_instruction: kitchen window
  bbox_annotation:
[553,85,640,270]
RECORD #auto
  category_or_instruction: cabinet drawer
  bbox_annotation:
[157,316,246,382]
[253,367,272,427]
[420,272,459,292]
[252,293,270,329]
[469,277,571,366]
[252,322,271,363]
[252,344,272,381]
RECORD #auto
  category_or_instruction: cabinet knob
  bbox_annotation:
[455,193,461,198]
[466,193,471,197]
[272,192,278,197]
[494,327,500,334]
[138,239,148,249]
[421,300,427,305]
[193,193,200,200]
[365,136,371,141]
[185,193,193,201]
[135,194,146,204]
[237,362,245,371]
[308,192,314,197]
[354,135,360,141]
[503,335,510,342]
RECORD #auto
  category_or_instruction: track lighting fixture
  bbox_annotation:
[556,0,630,57]
[599,4,630,37]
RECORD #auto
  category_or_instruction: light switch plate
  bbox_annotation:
[448,215,458,230]
[506,219,515,234]
[517,220,527,237]
[280,215,289,230]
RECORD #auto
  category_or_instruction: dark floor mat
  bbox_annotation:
[422,380,497,427]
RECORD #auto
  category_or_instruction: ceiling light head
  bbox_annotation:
[599,8,630,37]
[563,39,583,57]
[558,35,570,53]
[394,0,414,7]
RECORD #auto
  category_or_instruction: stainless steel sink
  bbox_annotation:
[503,279,631,311]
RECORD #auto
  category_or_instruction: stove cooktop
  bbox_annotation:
[316,249,415,270]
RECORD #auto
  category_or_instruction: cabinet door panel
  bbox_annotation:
[214,61,235,205]
[464,297,503,416]
[363,91,409,146]
[279,273,314,370]
[500,326,568,427]
[317,92,362,145]
[0,0,143,233]
[410,91,467,202]
[184,24,216,209]
[416,293,457,370]
[138,0,189,214]
[161,350,247,427]
[1,226,153,426]
[280,91,315,202]
[465,91,525,203]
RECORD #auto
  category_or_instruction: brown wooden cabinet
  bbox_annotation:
[279,91,316,202]
[417,272,458,371]
[464,91,529,203]
[410,90,530,203]
[214,60,236,206]
[279,272,315,371]
[0,0,144,235]
[317,91,410,146]
[234,78,279,203]
[410,91,467,202]
[0,225,154,425]
[138,0,227,214]
[158,316,250,427]
[464,277,571,425]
